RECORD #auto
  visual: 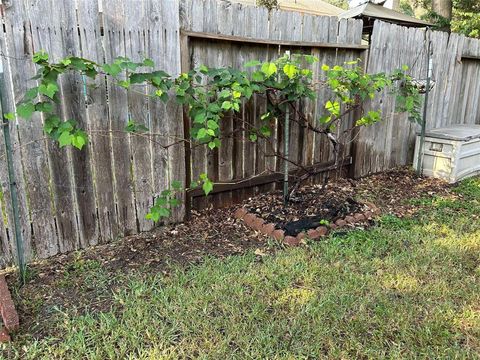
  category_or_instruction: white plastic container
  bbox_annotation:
[413,125,480,183]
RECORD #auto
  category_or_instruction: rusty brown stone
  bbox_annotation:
[344,215,356,224]
[335,219,347,227]
[272,229,285,241]
[329,223,338,230]
[234,207,248,220]
[364,211,374,219]
[262,223,276,236]
[365,201,381,215]
[296,232,306,241]
[284,236,300,246]
[307,229,320,239]
[252,217,265,231]
[0,275,19,332]
[316,226,328,236]
[354,213,366,222]
[243,213,256,227]
[364,201,376,210]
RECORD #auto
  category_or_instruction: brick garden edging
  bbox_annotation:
[235,203,381,247]
[0,274,19,342]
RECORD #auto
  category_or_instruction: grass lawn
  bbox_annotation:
[1,177,480,359]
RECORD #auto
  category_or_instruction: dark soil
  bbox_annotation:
[1,167,453,341]
[243,184,366,236]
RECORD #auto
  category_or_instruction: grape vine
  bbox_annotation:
[5,51,422,222]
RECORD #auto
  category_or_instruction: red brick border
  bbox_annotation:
[235,202,381,246]
[0,274,19,342]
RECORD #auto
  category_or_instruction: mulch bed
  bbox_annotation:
[1,167,453,341]
[243,184,366,236]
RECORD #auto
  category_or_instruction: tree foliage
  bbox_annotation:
[400,0,480,37]
[6,51,421,222]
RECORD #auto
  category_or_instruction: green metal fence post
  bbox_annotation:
[416,27,432,177]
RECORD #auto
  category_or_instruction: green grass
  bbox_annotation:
[2,178,480,359]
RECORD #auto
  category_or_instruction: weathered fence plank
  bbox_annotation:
[0,54,14,268]
[57,0,101,248]
[146,0,170,220]
[124,1,155,232]
[0,103,12,268]
[162,0,185,221]
[2,0,52,259]
[31,0,82,254]
[101,0,138,237]
[75,0,114,245]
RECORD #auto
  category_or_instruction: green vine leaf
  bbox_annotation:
[171,180,182,190]
[202,178,213,196]
[143,58,155,67]
[38,83,58,99]
[17,102,35,119]
[35,102,53,113]
[244,60,261,68]
[197,128,208,139]
[119,80,131,89]
[72,130,88,150]
[58,131,73,148]
[207,120,219,130]
[283,64,297,79]
[102,63,122,77]
[261,62,277,78]
[125,119,149,133]
[44,116,61,134]
[24,87,39,101]
[4,113,15,121]
[325,100,340,117]
[221,101,232,110]
[33,50,49,64]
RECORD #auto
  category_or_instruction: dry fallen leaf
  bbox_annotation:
[254,248,268,257]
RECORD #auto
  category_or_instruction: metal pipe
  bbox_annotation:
[0,61,26,281]
[283,106,290,205]
[417,27,432,176]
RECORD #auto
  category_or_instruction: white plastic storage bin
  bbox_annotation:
[413,125,480,183]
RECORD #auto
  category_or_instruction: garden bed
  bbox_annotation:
[243,184,370,236]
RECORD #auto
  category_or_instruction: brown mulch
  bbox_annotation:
[2,167,453,339]
[354,167,454,217]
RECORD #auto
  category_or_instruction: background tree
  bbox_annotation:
[399,0,480,37]
[325,0,349,9]
[432,0,452,20]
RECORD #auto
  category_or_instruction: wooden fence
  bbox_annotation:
[355,21,480,176]
[0,0,479,268]
[0,0,184,266]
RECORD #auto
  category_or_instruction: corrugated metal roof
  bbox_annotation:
[231,0,344,17]
[340,3,431,27]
